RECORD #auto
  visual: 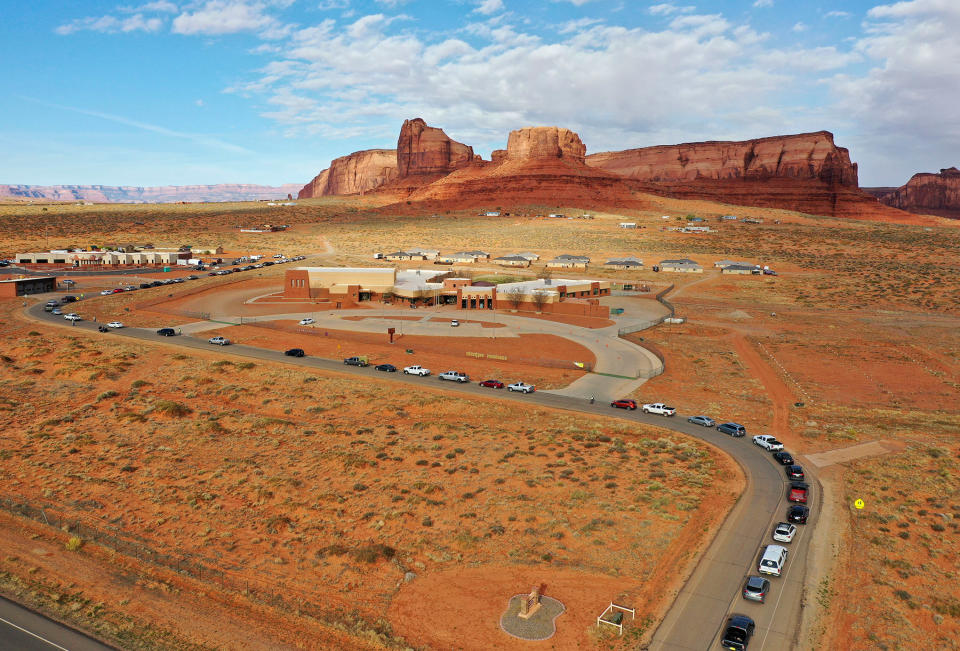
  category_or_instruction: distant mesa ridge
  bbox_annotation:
[867,167,960,218]
[0,183,301,203]
[297,119,902,219]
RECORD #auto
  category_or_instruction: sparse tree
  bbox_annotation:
[531,290,548,313]
[505,287,524,311]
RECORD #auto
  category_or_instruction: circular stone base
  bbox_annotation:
[499,594,566,641]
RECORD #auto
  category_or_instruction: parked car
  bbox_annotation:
[507,382,535,394]
[758,544,789,577]
[788,482,809,504]
[403,365,430,376]
[208,336,231,346]
[742,576,771,603]
[299,317,315,325]
[61,295,78,303]
[375,363,397,372]
[139,283,152,289]
[642,403,676,416]
[111,288,125,293]
[752,435,784,451]
[106,321,124,328]
[157,328,177,336]
[717,422,747,437]
[51,308,62,315]
[785,465,804,480]
[479,379,504,389]
[450,319,460,327]
[611,399,638,410]
[100,289,113,296]
[344,356,368,367]
[284,348,305,357]
[63,313,82,321]
[763,269,778,276]
[438,371,470,383]
[772,451,794,465]
[43,304,55,312]
[787,504,809,524]
[687,415,715,427]
[720,614,755,651]
[773,522,797,543]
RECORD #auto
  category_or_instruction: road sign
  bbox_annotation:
[854,499,864,510]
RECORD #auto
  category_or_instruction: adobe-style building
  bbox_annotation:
[283,267,610,317]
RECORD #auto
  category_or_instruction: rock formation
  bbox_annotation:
[396,118,474,177]
[297,149,398,198]
[0,183,302,203]
[506,127,586,163]
[586,131,858,186]
[874,167,960,218]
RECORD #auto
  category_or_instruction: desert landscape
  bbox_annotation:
[2,183,959,649]
[4,1,960,649]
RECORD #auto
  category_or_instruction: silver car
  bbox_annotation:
[687,415,715,427]
[742,576,771,603]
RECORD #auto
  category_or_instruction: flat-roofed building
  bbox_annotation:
[0,276,57,297]
[493,255,531,267]
[658,259,703,273]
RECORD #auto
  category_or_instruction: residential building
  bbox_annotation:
[657,259,703,273]
[714,260,753,268]
[604,257,644,270]
[721,264,757,275]
[493,255,531,267]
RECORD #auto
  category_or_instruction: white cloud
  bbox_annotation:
[172,1,281,36]
[753,0,773,7]
[473,0,504,15]
[56,13,164,34]
[829,0,960,182]
[649,3,694,15]
[824,10,851,18]
[558,17,602,34]
[317,0,349,8]
[792,21,807,32]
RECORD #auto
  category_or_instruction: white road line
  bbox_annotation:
[758,511,810,651]
[0,615,70,651]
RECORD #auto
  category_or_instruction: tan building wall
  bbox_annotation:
[303,268,396,292]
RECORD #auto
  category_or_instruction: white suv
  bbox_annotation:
[753,435,784,451]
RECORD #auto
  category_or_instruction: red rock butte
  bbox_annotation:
[297,118,914,220]
[873,167,960,219]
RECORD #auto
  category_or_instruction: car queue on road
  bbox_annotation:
[32,294,810,650]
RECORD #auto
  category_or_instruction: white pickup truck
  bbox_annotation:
[403,365,431,376]
[642,403,676,416]
[438,371,470,383]
[507,382,535,394]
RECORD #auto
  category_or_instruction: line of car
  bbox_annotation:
[601,398,811,650]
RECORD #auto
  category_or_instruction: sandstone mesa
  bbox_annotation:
[873,167,960,219]
[297,118,907,220]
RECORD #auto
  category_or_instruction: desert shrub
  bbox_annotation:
[422,516,433,527]
[130,379,150,388]
[96,390,119,401]
[65,536,83,551]
[153,400,193,417]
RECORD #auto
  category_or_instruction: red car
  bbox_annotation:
[479,379,505,389]
[111,288,124,293]
[788,482,809,504]
[611,399,638,410]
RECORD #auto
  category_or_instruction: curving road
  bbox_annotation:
[25,302,817,650]
[0,596,114,650]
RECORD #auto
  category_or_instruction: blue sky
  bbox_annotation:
[2,0,958,187]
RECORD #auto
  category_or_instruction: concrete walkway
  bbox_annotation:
[173,291,669,401]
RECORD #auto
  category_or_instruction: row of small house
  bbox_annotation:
[653,259,777,274]
[375,249,598,269]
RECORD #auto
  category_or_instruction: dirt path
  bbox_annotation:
[727,333,795,440]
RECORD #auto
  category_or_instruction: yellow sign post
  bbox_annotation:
[854,499,864,510]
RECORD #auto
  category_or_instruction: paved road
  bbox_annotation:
[0,596,114,650]
[27,302,816,650]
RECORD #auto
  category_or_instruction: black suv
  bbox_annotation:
[156,328,177,336]
[721,614,755,650]
[773,451,794,465]
[284,348,305,357]
[787,504,809,524]
[717,422,746,437]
